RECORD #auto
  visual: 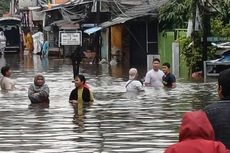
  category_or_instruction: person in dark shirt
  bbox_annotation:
[204,68,230,149]
[162,62,176,88]
[69,74,94,104]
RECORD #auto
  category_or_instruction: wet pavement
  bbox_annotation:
[0,53,218,153]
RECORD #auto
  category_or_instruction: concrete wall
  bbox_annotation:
[19,0,37,9]
[101,29,109,60]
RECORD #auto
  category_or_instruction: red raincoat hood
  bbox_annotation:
[179,111,214,141]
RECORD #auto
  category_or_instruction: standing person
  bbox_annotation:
[144,58,164,87]
[69,74,94,105]
[162,62,176,88]
[71,46,82,79]
[28,73,49,103]
[0,65,15,91]
[0,28,6,55]
[32,31,44,55]
[125,68,144,93]
[41,40,49,57]
[164,111,230,153]
[204,69,230,149]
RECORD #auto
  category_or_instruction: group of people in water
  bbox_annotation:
[1,57,230,152]
[0,65,50,103]
[0,57,174,103]
[125,58,176,94]
[0,65,93,106]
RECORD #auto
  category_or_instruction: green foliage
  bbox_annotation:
[179,33,202,77]
[179,32,217,77]
[159,0,198,31]
[214,0,230,25]
[0,0,10,13]
[159,0,230,78]
[211,19,230,37]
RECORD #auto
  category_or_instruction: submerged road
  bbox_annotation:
[0,54,218,153]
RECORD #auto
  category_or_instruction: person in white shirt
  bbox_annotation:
[0,29,6,55]
[125,68,144,93]
[145,58,164,87]
[0,65,15,91]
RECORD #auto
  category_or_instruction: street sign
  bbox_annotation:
[59,31,82,47]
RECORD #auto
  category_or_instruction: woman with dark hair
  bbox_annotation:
[0,65,15,91]
[69,74,94,105]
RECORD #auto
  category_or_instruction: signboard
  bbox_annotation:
[59,31,82,46]
[207,37,230,42]
[19,0,37,9]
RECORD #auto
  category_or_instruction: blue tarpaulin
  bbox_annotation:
[84,27,102,35]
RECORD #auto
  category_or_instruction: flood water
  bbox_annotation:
[0,53,218,153]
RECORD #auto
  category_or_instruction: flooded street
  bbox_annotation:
[0,54,218,153]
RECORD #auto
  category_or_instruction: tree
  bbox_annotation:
[0,0,10,13]
[159,0,203,76]
[211,19,230,37]
[159,0,195,31]
[215,0,230,25]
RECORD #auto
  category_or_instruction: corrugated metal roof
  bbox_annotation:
[100,0,169,28]
[51,20,80,30]
[84,0,169,34]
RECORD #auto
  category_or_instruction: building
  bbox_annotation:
[15,0,169,69]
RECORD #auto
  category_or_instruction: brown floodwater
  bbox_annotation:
[0,53,218,153]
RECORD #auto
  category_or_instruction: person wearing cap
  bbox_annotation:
[204,68,230,149]
[144,58,164,87]
[28,73,49,103]
[125,68,144,93]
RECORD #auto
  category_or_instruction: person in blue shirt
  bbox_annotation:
[42,40,49,57]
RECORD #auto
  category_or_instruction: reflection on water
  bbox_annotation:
[0,54,218,152]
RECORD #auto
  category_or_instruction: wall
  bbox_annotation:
[53,0,69,4]
[159,31,189,79]
[19,0,37,9]
[111,25,122,62]
[111,26,122,53]
[101,29,109,60]
[159,32,174,65]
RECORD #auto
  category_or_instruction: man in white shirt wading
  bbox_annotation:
[144,58,164,87]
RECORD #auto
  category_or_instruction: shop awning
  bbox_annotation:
[84,27,102,35]
[100,16,137,28]
[83,15,152,35]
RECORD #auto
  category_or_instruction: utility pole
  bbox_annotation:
[95,0,101,63]
[202,0,210,62]
[10,0,15,16]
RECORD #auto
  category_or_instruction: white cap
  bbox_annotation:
[129,68,137,80]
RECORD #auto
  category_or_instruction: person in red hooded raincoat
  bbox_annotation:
[164,111,230,153]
